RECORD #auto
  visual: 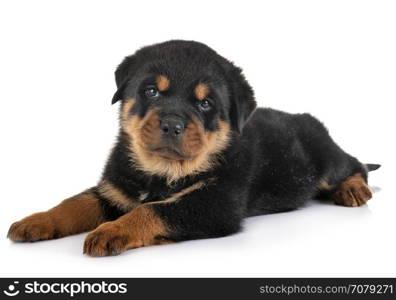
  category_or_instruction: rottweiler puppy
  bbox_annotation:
[7,40,380,256]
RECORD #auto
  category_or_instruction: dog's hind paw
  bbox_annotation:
[332,173,372,207]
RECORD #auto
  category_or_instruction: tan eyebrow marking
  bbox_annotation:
[194,83,209,101]
[156,75,170,91]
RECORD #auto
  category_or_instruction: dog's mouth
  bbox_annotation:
[148,146,190,161]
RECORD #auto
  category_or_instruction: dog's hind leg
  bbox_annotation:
[331,173,372,207]
[318,164,380,207]
[294,113,380,207]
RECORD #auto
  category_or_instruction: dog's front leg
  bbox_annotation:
[7,188,106,242]
[83,181,242,256]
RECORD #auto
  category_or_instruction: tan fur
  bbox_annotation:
[97,180,140,211]
[137,110,162,148]
[119,93,231,183]
[153,181,206,204]
[83,205,169,256]
[120,98,135,125]
[83,180,210,256]
[124,113,231,184]
[318,178,334,191]
[156,75,170,91]
[7,190,105,242]
[332,173,372,207]
[182,118,208,157]
[194,83,209,100]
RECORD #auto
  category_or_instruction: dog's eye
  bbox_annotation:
[198,99,212,111]
[144,86,159,98]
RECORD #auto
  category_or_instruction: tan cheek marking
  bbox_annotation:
[182,120,206,157]
[97,180,140,211]
[123,108,161,148]
[194,83,209,101]
[206,120,231,155]
[121,98,135,126]
[137,110,161,146]
[156,75,170,91]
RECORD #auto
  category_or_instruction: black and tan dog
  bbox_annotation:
[7,40,380,256]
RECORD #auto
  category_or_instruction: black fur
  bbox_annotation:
[100,40,379,242]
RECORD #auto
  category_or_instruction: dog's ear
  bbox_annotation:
[227,66,257,134]
[111,80,129,104]
[111,55,138,104]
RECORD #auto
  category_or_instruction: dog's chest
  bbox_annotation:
[136,188,171,204]
[138,191,149,202]
[136,181,189,204]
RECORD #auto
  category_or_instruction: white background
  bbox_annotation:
[0,0,395,277]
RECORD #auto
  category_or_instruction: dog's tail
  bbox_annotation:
[366,163,381,172]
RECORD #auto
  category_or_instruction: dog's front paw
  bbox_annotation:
[7,213,56,242]
[83,222,132,257]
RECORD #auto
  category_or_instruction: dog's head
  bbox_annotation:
[112,40,256,182]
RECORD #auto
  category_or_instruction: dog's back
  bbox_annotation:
[238,108,374,216]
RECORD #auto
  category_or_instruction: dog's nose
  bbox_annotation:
[160,117,185,137]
